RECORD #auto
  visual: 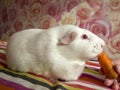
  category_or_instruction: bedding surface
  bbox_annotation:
[0,41,112,90]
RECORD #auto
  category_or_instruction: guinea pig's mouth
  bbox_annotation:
[90,49,103,60]
[89,57,98,61]
[88,54,100,60]
[93,49,103,55]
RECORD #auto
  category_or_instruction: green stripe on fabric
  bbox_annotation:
[0,49,6,54]
[83,67,104,81]
[0,68,52,90]
[0,65,82,90]
[84,68,99,75]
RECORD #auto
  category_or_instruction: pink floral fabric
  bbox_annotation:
[0,0,120,59]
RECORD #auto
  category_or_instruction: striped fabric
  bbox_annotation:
[0,41,112,90]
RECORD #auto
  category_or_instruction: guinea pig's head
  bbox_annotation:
[58,25,105,60]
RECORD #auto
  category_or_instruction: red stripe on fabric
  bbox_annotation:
[0,62,7,67]
[0,53,6,61]
[79,74,106,87]
[86,61,100,67]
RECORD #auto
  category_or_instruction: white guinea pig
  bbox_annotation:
[6,24,105,81]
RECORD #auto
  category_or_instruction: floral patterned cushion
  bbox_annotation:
[0,0,120,60]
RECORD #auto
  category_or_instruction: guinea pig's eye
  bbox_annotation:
[81,34,88,39]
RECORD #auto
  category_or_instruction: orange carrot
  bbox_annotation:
[98,52,118,79]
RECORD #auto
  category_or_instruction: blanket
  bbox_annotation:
[0,41,112,90]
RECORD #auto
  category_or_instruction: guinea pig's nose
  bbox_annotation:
[101,45,103,48]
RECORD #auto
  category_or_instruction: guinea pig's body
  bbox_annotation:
[6,25,105,81]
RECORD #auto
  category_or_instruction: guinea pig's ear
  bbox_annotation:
[58,32,77,45]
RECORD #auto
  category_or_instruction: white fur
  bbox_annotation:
[6,24,105,81]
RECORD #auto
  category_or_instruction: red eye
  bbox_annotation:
[81,34,88,39]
